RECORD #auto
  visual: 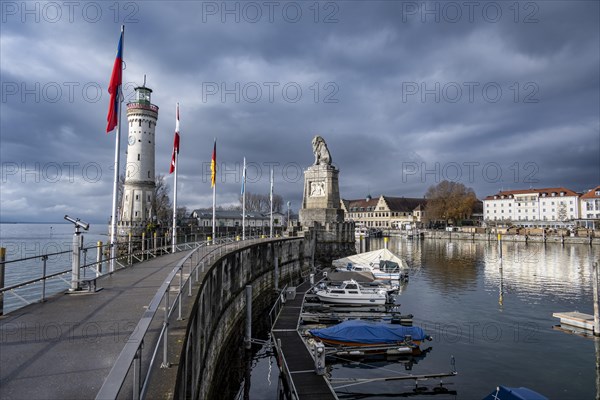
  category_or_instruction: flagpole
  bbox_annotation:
[109,24,124,273]
[171,106,178,253]
[212,139,216,243]
[172,152,178,252]
[242,157,246,241]
[270,166,274,238]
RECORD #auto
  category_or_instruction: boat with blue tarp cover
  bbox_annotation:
[482,386,548,400]
[309,320,429,346]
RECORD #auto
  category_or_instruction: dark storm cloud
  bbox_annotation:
[1,0,598,222]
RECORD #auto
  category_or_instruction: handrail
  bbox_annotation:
[0,235,205,299]
[95,235,269,400]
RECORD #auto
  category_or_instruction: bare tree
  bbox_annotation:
[239,192,284,213]
[425,180,477,224]
[152,174,171,228]
[176,206,188,222]
[557,202,568,221]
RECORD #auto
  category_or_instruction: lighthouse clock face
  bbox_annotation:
[128,135,135,146]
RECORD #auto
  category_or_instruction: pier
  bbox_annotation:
[271,273,337,400]
[0,236,311,399]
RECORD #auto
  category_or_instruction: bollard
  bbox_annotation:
[384,236,389,249]
[310,273,314,285]
[245,285,252,350]
[594,261,600,336]
[0,247,5,315]
[96,241,103,276]
[153,232,158,255]
[207,236,212,245]
[497,233,503,262]
[314,341,325,375]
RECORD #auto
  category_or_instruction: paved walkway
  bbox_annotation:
[0,250,193,400]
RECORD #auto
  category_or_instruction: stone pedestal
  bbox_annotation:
[299,165,344,227]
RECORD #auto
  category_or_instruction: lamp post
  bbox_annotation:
[287,201,291,227]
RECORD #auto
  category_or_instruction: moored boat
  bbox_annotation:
[315,280,389,305]
[333,248,409,281]
[309,319,430,347]
[482,386,548,400]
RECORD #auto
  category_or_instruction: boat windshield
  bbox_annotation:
[379,260,400,273]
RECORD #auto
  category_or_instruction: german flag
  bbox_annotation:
[211,139,216,188]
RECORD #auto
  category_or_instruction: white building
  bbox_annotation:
[340,195,428,229]
[118,85,159,237]
[580,186,600,220]
[483,187,580,225]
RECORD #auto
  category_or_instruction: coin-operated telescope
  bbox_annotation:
[64,215,90,291]
[64,215,90,231]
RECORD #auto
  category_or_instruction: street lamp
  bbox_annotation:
[287,201,291,227]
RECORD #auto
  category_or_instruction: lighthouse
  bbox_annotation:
[118,84,159,237]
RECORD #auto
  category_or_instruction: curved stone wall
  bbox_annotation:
[172,238,308,400]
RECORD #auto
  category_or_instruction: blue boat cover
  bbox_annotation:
[310,320,427,344]
[482,386,548,400]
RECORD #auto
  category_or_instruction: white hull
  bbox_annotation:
[316,292,387,305]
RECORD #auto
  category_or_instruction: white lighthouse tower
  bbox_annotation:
[118,84,159,237]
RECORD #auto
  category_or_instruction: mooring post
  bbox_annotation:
[497,233,503,263]
[593,261,600,336]
[0,247,5,316]
[274,257,279,291]
[542,228,546,244]
[245,285,252,350]
[96,241,103,276]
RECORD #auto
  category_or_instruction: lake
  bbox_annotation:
[241,236,599,399]
[0,223,107,312]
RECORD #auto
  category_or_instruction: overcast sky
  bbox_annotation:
[1,1,598,223]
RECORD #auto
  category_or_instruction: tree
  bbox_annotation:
[557,202,568,221]
[152,174,171,227]
[424,180,477,224]
[239,192,283,213]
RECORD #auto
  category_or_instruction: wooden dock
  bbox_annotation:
[271,275,338,400]
[553,311,596,332]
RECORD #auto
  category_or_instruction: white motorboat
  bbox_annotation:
[315,280,389,305]
[333,248,409,282]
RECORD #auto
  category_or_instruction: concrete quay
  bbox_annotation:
[0,250,190,400]
[0,236,312,400]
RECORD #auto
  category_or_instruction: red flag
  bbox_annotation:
[169,103,180,174]
[106,31,123,133]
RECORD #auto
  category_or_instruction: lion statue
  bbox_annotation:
[312,135,332,166]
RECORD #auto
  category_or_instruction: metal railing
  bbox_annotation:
[0,233,232,315]
[95,235,268,400]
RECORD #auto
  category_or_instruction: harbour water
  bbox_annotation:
[0,223,107,312]
[241,236,599,399]
[2,224,598,398]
